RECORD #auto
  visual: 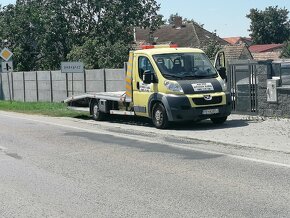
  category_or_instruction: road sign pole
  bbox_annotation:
[7,72,12,103]
[0,48,13,103]
[66,73,68,97]
[72,73,74,96]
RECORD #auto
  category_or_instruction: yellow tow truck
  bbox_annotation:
[64,44,231,129]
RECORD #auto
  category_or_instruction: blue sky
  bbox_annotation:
[156,0,290,37]
[2,0,290,37]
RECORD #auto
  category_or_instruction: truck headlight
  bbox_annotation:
[164,80,184,93]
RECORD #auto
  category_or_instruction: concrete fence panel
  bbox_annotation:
[12,72,24,101]
[51,71,67,102]
[105,69,126,92]
[0,68,125,102]
[67,72,84,96]
[85,69,105,93]
[24,71,37,102]
[0,73,11,101]
[37,71,52,102]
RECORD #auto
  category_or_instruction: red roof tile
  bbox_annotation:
[223,37,253,46]
[223,37,242,45]
[249,44,284,53]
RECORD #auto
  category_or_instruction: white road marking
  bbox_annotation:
[1,112,290,169]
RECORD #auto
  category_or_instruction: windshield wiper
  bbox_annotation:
[179,75,196,80]
[162,73,183,79]
[194,74,218,79]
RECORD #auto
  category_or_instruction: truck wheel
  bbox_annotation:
[91,101,106,121]
[211,116,227,124]
[152,103,169,129]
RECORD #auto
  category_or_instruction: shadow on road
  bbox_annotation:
[75,114,249,131]
[73,115,91,120]
[171,119,249,131]
[65,131,223,160]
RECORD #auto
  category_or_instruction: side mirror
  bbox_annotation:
[218,67,227,82]
[143,70,154,84]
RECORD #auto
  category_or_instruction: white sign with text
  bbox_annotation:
[61,62,84,73]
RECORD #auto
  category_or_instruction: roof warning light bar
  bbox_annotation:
[141,44,178,50]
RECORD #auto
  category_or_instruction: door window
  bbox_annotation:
[215,51,226,70]
[138,56,155,80]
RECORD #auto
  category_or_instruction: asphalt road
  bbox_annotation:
[0,112,290,217]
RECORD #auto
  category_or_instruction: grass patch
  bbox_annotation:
[0,101,90,118]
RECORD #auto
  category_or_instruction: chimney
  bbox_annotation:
[174,16,182,28]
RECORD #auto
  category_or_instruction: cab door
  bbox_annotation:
[133,55,158,117]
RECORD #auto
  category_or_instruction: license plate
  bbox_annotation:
[202,108,219,115]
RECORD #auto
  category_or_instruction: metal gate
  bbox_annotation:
[228,60,258,113]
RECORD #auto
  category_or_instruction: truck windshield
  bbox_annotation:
[153,53,218,80]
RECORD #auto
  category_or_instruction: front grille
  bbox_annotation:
[192,96,222,105]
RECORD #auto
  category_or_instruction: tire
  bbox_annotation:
[211,116,227,124]
[152,103,169,129]
[91,101,106,121]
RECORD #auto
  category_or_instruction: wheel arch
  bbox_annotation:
[148,93,173,121]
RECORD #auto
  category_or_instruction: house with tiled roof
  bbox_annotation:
[249,44,284,60]
[135,17,229,49]
[135,18,255,62]
[135,18,261,62]
[222,44,253,60]
[223,37,253,46]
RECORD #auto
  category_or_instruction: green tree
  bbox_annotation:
[66,0,162,68]
[0,0,162,70]
[0,2,42,70]
[0,0,70,70]
[167,13,203,27]
[247,6,290,44]
[36,0,72,70]
[281,41,290,58]
[168,13,180,25]
[204,38,222,60]
[68,38,129,69]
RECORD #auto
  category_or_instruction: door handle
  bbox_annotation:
[137,82,140,89]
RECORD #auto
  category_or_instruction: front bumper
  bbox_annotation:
[165,93,232,122]
[169,104,232,121]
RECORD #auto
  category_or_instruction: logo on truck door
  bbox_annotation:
[139,82,151,92]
